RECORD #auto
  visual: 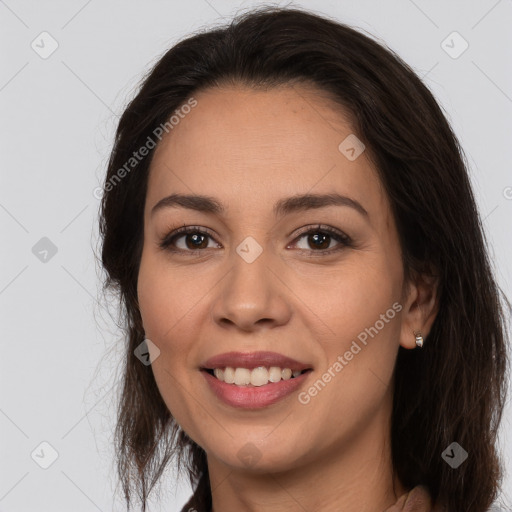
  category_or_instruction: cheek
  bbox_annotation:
[137,262,171,341]
[296,311,400,449]
[137,250,212,391]
[137,256,206,436]
[303,256,401,402]
[137,251,194,346]
[303,255,400,335]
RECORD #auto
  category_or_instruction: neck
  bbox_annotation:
[207,398,405,512]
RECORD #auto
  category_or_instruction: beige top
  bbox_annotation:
[384,485,446,512]
[202,484,446,512]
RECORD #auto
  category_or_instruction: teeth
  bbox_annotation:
[268,366,282,382]
[211,366,305,386]
[223,367,235,384]
[250,366,268,386]
[234,368,251,386]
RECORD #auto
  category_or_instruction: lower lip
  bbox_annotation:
[201,370,312,409]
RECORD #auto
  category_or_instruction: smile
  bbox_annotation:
[205,366,311,386]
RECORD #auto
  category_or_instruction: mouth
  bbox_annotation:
[200,363,314,409]
[199,351,314,397]
[201,366,313,387]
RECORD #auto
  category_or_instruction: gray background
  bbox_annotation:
[1,0,511,510]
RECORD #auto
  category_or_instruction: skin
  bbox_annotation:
[137,84,439,512]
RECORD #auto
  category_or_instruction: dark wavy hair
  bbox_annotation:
[97,6,511,512]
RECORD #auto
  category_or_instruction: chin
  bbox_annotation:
[207,438,306,473]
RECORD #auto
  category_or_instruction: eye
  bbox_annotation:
[290,224,352,255]
[159,225,219,252]
[158,224,352,255]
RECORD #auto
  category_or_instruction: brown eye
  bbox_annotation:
[305,232,331,250]
[292,225,352,254]
[182,232,209,250]
[159,226,219,252]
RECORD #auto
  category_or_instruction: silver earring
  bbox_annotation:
[414,330,424,348]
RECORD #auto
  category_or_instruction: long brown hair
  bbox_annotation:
[97,6,511,511]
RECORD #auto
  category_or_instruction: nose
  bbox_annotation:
[210,247,292,332]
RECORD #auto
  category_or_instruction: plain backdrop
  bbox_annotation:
[1,1,511,510]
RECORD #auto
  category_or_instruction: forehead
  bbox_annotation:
[146,84,387,221]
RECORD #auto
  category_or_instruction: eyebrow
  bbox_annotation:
[150,192,369,219]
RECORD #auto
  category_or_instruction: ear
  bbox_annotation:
[399,270,439,350]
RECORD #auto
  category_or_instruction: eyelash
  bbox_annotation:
[158,224,353,256]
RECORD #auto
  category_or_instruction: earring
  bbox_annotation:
[414,330,424,348]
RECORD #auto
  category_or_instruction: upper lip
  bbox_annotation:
[200,351,313,372]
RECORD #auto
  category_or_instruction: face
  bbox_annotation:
[137,84,415,476]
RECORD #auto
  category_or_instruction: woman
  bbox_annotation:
[98,6,510,512]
